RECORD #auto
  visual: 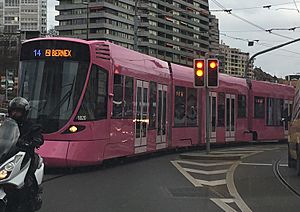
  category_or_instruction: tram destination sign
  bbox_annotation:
[20,40,90,61]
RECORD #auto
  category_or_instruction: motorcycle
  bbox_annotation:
[0,118,44,212]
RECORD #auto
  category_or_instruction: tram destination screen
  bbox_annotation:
[20,40,90,61]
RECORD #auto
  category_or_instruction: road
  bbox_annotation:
[39,143,300,212]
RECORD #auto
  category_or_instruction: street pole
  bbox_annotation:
[205,54,210,154]
[197,87,201,145]
[133,0,139,51]
[244,37,300,79]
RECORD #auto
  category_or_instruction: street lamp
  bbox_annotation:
[82,1,89,40]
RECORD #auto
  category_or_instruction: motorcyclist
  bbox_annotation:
[8,97,43,211]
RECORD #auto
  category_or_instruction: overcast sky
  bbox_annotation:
[47,0,300,78]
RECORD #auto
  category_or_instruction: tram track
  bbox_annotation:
[273,159,300,198]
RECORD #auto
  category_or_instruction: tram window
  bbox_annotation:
[187,88,197,126]
[174,86,186,127]
[124,77,133,117]
[238,95,246,118]
[149,82,157,129]
[217,92,225,127]
[112,74,124,118]
[76,64,108,121]
[112,74,133,118]
[266,98,283,126]
[254,96,265,119]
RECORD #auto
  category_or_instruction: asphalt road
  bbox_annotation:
[39,144,300,212]
[236,145,300,212]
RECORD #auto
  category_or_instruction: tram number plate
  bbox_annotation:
[77,115,87,121]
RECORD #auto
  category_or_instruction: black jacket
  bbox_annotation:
[18,120,44,149]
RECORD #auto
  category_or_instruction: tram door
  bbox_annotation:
[135,80,149,154]
[283,100,293,138]
[209,92,217,143]
[225,94,236,142]
[156,84,167,149]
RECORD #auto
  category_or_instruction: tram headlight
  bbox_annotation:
[62,125,86,134]
[69,126,78,133]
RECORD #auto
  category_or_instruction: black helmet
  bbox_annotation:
[8,97,30,123]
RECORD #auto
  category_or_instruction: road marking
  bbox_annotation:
[210,198,238,212]
[171,161,203,187]
[227,162,252,212]
[212,151,262,155]
[183,168,228,175]
[229,148,278,151]
[196,179,227,186]
[240,162,288,167]
[176,160,235,167]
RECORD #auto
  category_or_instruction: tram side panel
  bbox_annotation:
[251,80,294,141]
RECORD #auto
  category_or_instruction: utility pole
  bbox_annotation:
[133,0,139,51]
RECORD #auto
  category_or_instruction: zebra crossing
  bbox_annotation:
[171,146,278,212]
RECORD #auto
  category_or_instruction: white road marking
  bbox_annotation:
[172,146,274,212]
[183,168,228,175]
[176,160,235,167]
[196,179,227,186]
[210,198,238,212]
[212,151,262,154]
[240,162,288,167]
[171,161,203,187]
[227,162,252,212]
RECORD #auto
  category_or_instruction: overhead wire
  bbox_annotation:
[293,0,300,12]
[210,0,296,40]
[220,33,300,56]
[211,1,300,12]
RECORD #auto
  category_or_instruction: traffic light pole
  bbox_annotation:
[205,54,210,154]
[197,87,201,145]
[205,85,210,154]
[195,56,218,154]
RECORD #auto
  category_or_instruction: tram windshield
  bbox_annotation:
[19,40,90,133]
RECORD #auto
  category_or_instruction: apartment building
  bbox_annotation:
[55,0,212,67]
[0,0,47,34]
[208,14,219,56]
[219,41,254,79]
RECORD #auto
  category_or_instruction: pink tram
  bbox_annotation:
[19,37,294,167]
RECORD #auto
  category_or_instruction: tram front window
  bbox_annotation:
[19,60,89,133]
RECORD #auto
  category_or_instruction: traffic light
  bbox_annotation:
[194,59,205,87]
[207,59,219,88]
